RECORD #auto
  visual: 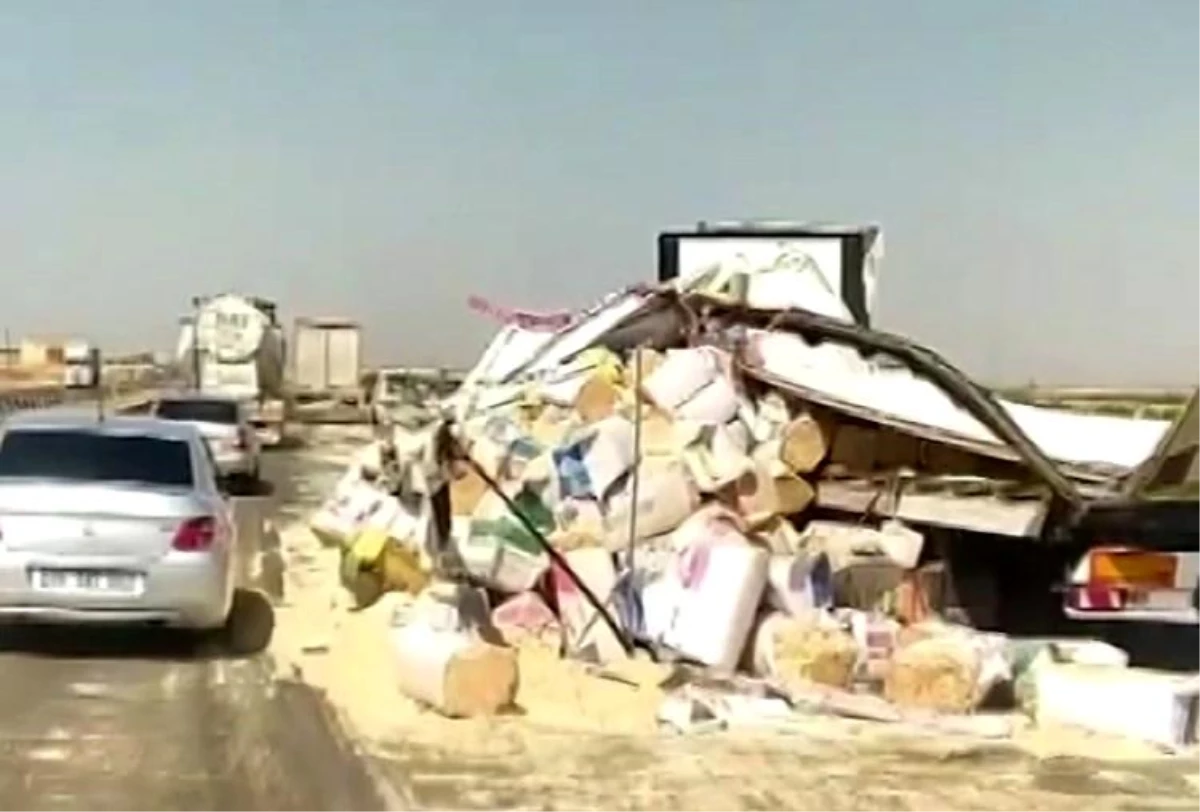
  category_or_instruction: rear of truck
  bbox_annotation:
[291,318,363,406]
[1062,392,1198,660]
[198,359,286,447]
[186,294,290,448]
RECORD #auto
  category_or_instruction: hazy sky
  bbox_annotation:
[1,1,1196,384]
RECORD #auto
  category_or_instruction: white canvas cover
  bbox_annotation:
[452,249,1171,473]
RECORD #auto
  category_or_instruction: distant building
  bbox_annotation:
[18,337,69,367]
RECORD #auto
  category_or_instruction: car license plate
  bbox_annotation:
[31,569,141,594]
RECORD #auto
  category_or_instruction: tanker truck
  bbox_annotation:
[175,293,290,446]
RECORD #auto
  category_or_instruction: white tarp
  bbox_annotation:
[459,324,553,390]
[450,289,651,417]
[747,329,1169,471]
[451,249,1170,473]
[521,290,651,376]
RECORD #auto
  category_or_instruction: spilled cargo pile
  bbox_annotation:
[307,266,1195,751]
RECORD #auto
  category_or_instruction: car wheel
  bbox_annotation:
[225,474,246,496]
[211,589,275,657]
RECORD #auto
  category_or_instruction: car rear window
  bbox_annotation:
[0,430,195,487]
[155,399,239,425]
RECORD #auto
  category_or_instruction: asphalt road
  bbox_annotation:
[0,446,387,811]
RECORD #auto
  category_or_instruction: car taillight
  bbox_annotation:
[235,428,248,450]
[1068,584,1127,612]
[173,516,216,551]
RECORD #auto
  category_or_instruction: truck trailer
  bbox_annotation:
[291,317,364,406]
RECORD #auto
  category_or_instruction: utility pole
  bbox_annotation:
[191,296,203,392]
[94,346,106,422]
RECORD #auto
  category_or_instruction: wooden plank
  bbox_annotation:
[745,366,1125,486]
[815,479,1050,538]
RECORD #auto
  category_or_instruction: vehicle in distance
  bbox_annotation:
[292,317,363,405]
[0,411,245,644]
[176,293,290,446]
[152,393,262,493]
[369,367,454,428]
[62,340,101,390]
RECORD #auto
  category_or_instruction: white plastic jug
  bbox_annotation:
[661,541,769,672]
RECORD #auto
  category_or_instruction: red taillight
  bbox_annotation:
[173,516,216,552]
[1068,584,1127,612]
[234,428,249,450]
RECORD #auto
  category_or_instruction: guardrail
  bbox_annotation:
[0,369,171,418]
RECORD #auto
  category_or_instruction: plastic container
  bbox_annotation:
[764,553,833,615]
[308,484,388,548]
[456,489,552,592]
[660,540,770,672]
[877,520,925,569]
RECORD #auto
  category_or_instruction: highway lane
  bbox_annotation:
[0,444,387,811]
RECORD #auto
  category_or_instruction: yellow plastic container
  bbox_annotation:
[380,541,431,595]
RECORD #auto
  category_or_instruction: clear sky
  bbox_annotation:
[1,0,1196,385]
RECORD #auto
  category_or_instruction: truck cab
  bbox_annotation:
[62,341,100,390]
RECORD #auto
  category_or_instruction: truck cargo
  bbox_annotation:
[176,293,290,446]
[664,225,1197,667]
[291,317,363,405]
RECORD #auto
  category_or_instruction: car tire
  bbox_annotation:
[229,468,261,496]
[204,589,275,657]
[227,474,247,496]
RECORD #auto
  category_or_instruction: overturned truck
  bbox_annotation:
[449,221,1198,658]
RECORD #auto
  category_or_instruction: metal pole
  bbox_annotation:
[625,349,644,563]
[191,297,202,392]
[95,347,106,422]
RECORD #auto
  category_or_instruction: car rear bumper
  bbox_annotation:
[0,552,232,631]
[1065,607,1200,625]
[0,606,195,626]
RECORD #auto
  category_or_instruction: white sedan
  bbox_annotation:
[0,410,264,652]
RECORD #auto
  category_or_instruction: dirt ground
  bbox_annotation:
[272,427,1200,812]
